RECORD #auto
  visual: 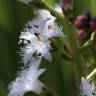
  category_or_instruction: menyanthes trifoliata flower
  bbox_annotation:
[19,10,64,64]
[8,9,64,96]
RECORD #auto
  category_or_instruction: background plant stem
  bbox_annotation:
[64,23,85,96]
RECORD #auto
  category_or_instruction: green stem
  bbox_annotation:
[73,53,84,96]
[65,24,85,96]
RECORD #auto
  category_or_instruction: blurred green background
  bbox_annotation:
[0,0,96,96]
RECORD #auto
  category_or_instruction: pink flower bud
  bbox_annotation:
[75,12,91,29]
[75,15,87,29]
[77,29,87,40]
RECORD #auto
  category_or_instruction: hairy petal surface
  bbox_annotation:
[8,57,45,96]
[19,9,64,63]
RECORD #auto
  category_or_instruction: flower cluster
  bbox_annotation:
[8,9,64,96]
[75,11,96,40]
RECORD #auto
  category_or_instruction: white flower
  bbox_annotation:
[8,57,46,96]
[80,77,93,96]
[53,4,63,14]
[19,9,64,64]
[18,0,33,4]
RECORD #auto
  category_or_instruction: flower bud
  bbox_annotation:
[75,12,91,29]
[75,15,87,29]
[77,29,87,40]
[90,17,96,29]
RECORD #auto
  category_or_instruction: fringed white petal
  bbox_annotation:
[20,46,35,65]
[27,18,46,34]
[8,57,45,96]
[45,19,64,38]
[38,9,56,21]
[19,31,36,43]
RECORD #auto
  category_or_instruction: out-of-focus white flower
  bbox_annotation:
[53,5,63,14]
[80,77,93,96]
[18,0,33,4]
[19,9,64,64]
[8,57,46,96]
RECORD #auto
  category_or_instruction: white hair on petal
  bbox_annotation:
[8,57,46,96]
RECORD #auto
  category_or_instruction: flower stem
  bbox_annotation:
[65,23,85,96]
[41,86,59,96]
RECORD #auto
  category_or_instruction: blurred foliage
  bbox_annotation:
[43,0,59,6]
[0,0,96,96]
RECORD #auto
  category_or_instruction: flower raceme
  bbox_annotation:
[8,57,46,96]
[8,9,64,96]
